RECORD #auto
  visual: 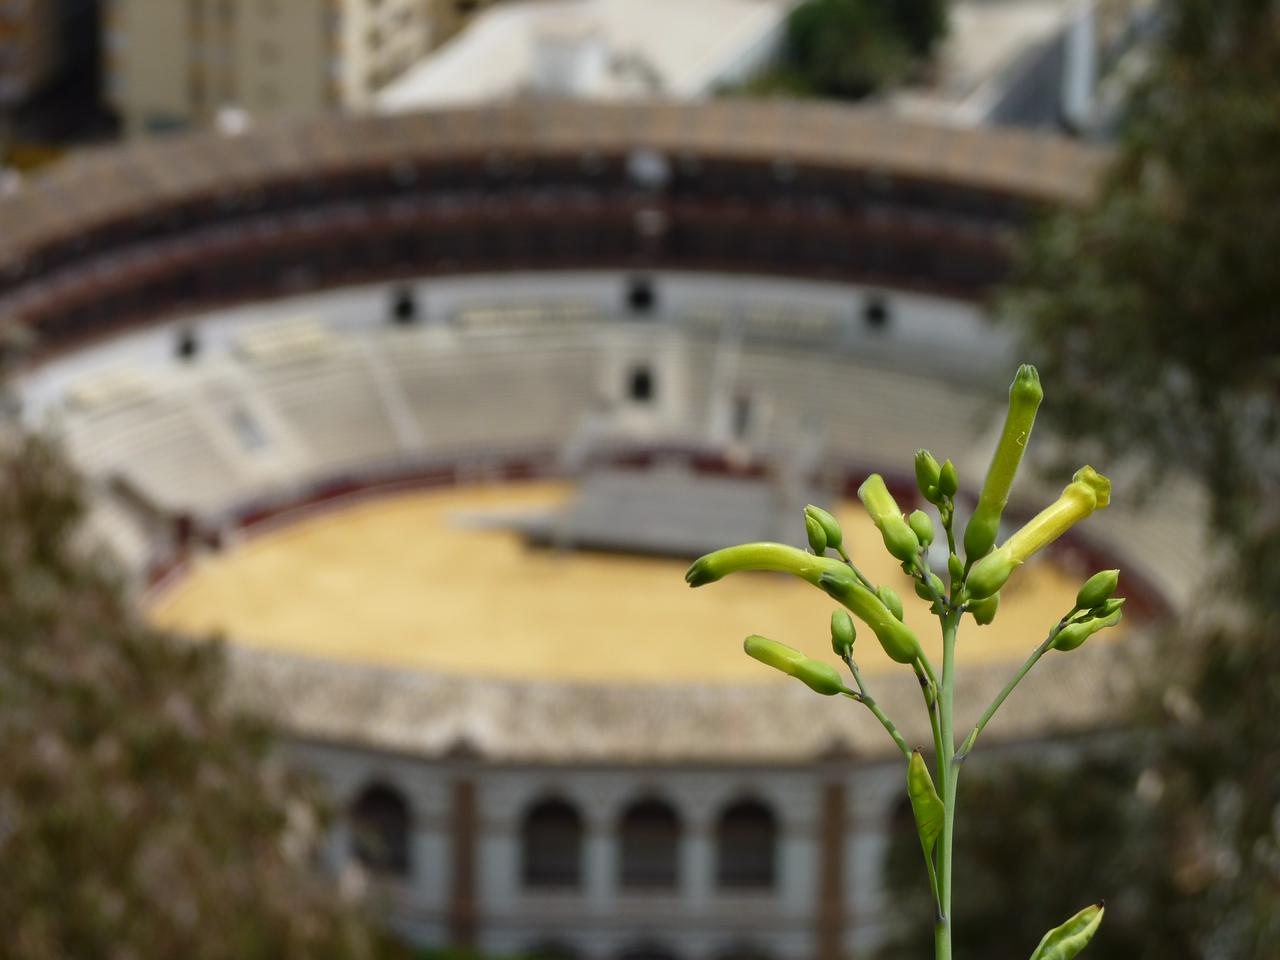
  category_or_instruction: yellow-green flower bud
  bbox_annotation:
[913,572,945,602]
[948,554,964,584]
[685,542,849,588]
[820,572,924,665]
[1029,902,1105,960]
[877,585,905,621]
[804,504,843,551]
[938,459,958,498]
[830,609,856,658]
[965,466,1112,600]
[1051,609,1123,652]
[969,593,999,626]
[1091,596,1126,618]
[743,635,846,695]
[1076,569,1119,610]
[908,509,934,547]
[914,450,942,504]
[907,750,944,853]
[805,514,827,555]
[857,474,921,564]
[963,364,1043,563]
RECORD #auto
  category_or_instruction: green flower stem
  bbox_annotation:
[936,609,960,960]
[955,620,1065,763]
[913,658,947,789]
[840,658,911,759]
[835,546,877,592]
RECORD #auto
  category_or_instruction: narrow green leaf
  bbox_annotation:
[1029,902,1105,960]
[907,750,944,855]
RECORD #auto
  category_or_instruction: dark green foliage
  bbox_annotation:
[0,434,377,959]
[736,0,948,100]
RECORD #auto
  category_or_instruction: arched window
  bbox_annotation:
[527,941,580,960]
[715,947,774,960]
[350,782,411,877]
[522,797,584,889]
[715,798,777,890]
[619,797,680,890]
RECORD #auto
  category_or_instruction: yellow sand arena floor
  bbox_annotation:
[149,482,1089,685]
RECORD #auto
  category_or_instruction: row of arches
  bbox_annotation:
[350,785,779,892]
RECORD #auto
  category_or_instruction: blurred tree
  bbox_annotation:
[879,2,1280,959]
[0,433,377,959]
[732,0,947,100]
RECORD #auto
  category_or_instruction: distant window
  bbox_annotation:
[627,365,655,404]
[618,944,681,960]
[715,799,777,890]
[731,394,753,440]
[619,798,680,890]
[527,942,580,960]
[351,783,411,877]
[175,326,199,361]
[522,798,583,889]
[228,405,268,451]
[391,287,418,324]
[863,294,891,331]
[626,275,656,313]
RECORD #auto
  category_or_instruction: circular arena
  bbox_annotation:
[4,102,1200,960]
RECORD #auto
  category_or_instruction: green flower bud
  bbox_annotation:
[830,609,856,658]
[804,504,843,551]
[964,466,1112,600]
[791,657,847,696]
[969,593,999,625]
[963,364,1043,563]
[907,750,944,854]
[805,514,828,555]
[913,572,945,602]
[948,554,964,584]
[914,450,942,504]
[1076,569,1119,610]
[938,459,958,498]
[685,542,848,588]
[1029,902,1105,960]
[743,635,846,696]
[1090,596,1126,618]
[857,474,921,563]
[877,585,905,621]
[820,572,924,665]
[908,509,934,547]
[1051,609,1123,652]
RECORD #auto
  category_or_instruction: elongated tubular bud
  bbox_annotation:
[914,450,942,504]
[830,609,856,658]
[819,572,924,665]
[804,504,843,551]
[743,635,846,696]
[805,514,828,554]
[858,474,921,563]
[685,543,849,588]
[965,466,1112,600]
[963,364,1043,563]
[908,509,934,547]
[1076,569,1119,610]
[969,593,999,625]
[1052,609,1123,652]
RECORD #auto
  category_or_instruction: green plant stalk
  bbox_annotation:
[935,609,959,960]
[842,655,912,760]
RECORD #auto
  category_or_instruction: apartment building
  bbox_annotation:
[102,0,496,134]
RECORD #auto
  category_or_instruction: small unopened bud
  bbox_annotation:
[804,504,843,551]
[969,593,999,626]
[830,609,856,658]
[913,572,945,602]
[877,585,905,621]
[1030,902,1105,960]
[1052,609,1123,652]
[915,450,942,504]
[857,474,920,564]
[908,510,934,547]
[1091,596,1126,618]
[938,460,958,498]
[1076,569,1119,610]
[805,514,828,555]
[743,634,847,695]
[948,554,964,584]
[819,572,924,665]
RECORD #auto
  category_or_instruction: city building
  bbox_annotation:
[101,0,494,135]
[0,0,93,109]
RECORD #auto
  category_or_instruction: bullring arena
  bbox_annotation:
[2,101,1201,960]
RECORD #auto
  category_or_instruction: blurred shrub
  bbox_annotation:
[0,433,377,959]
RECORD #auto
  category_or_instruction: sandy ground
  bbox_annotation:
[149,482,1092,685]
